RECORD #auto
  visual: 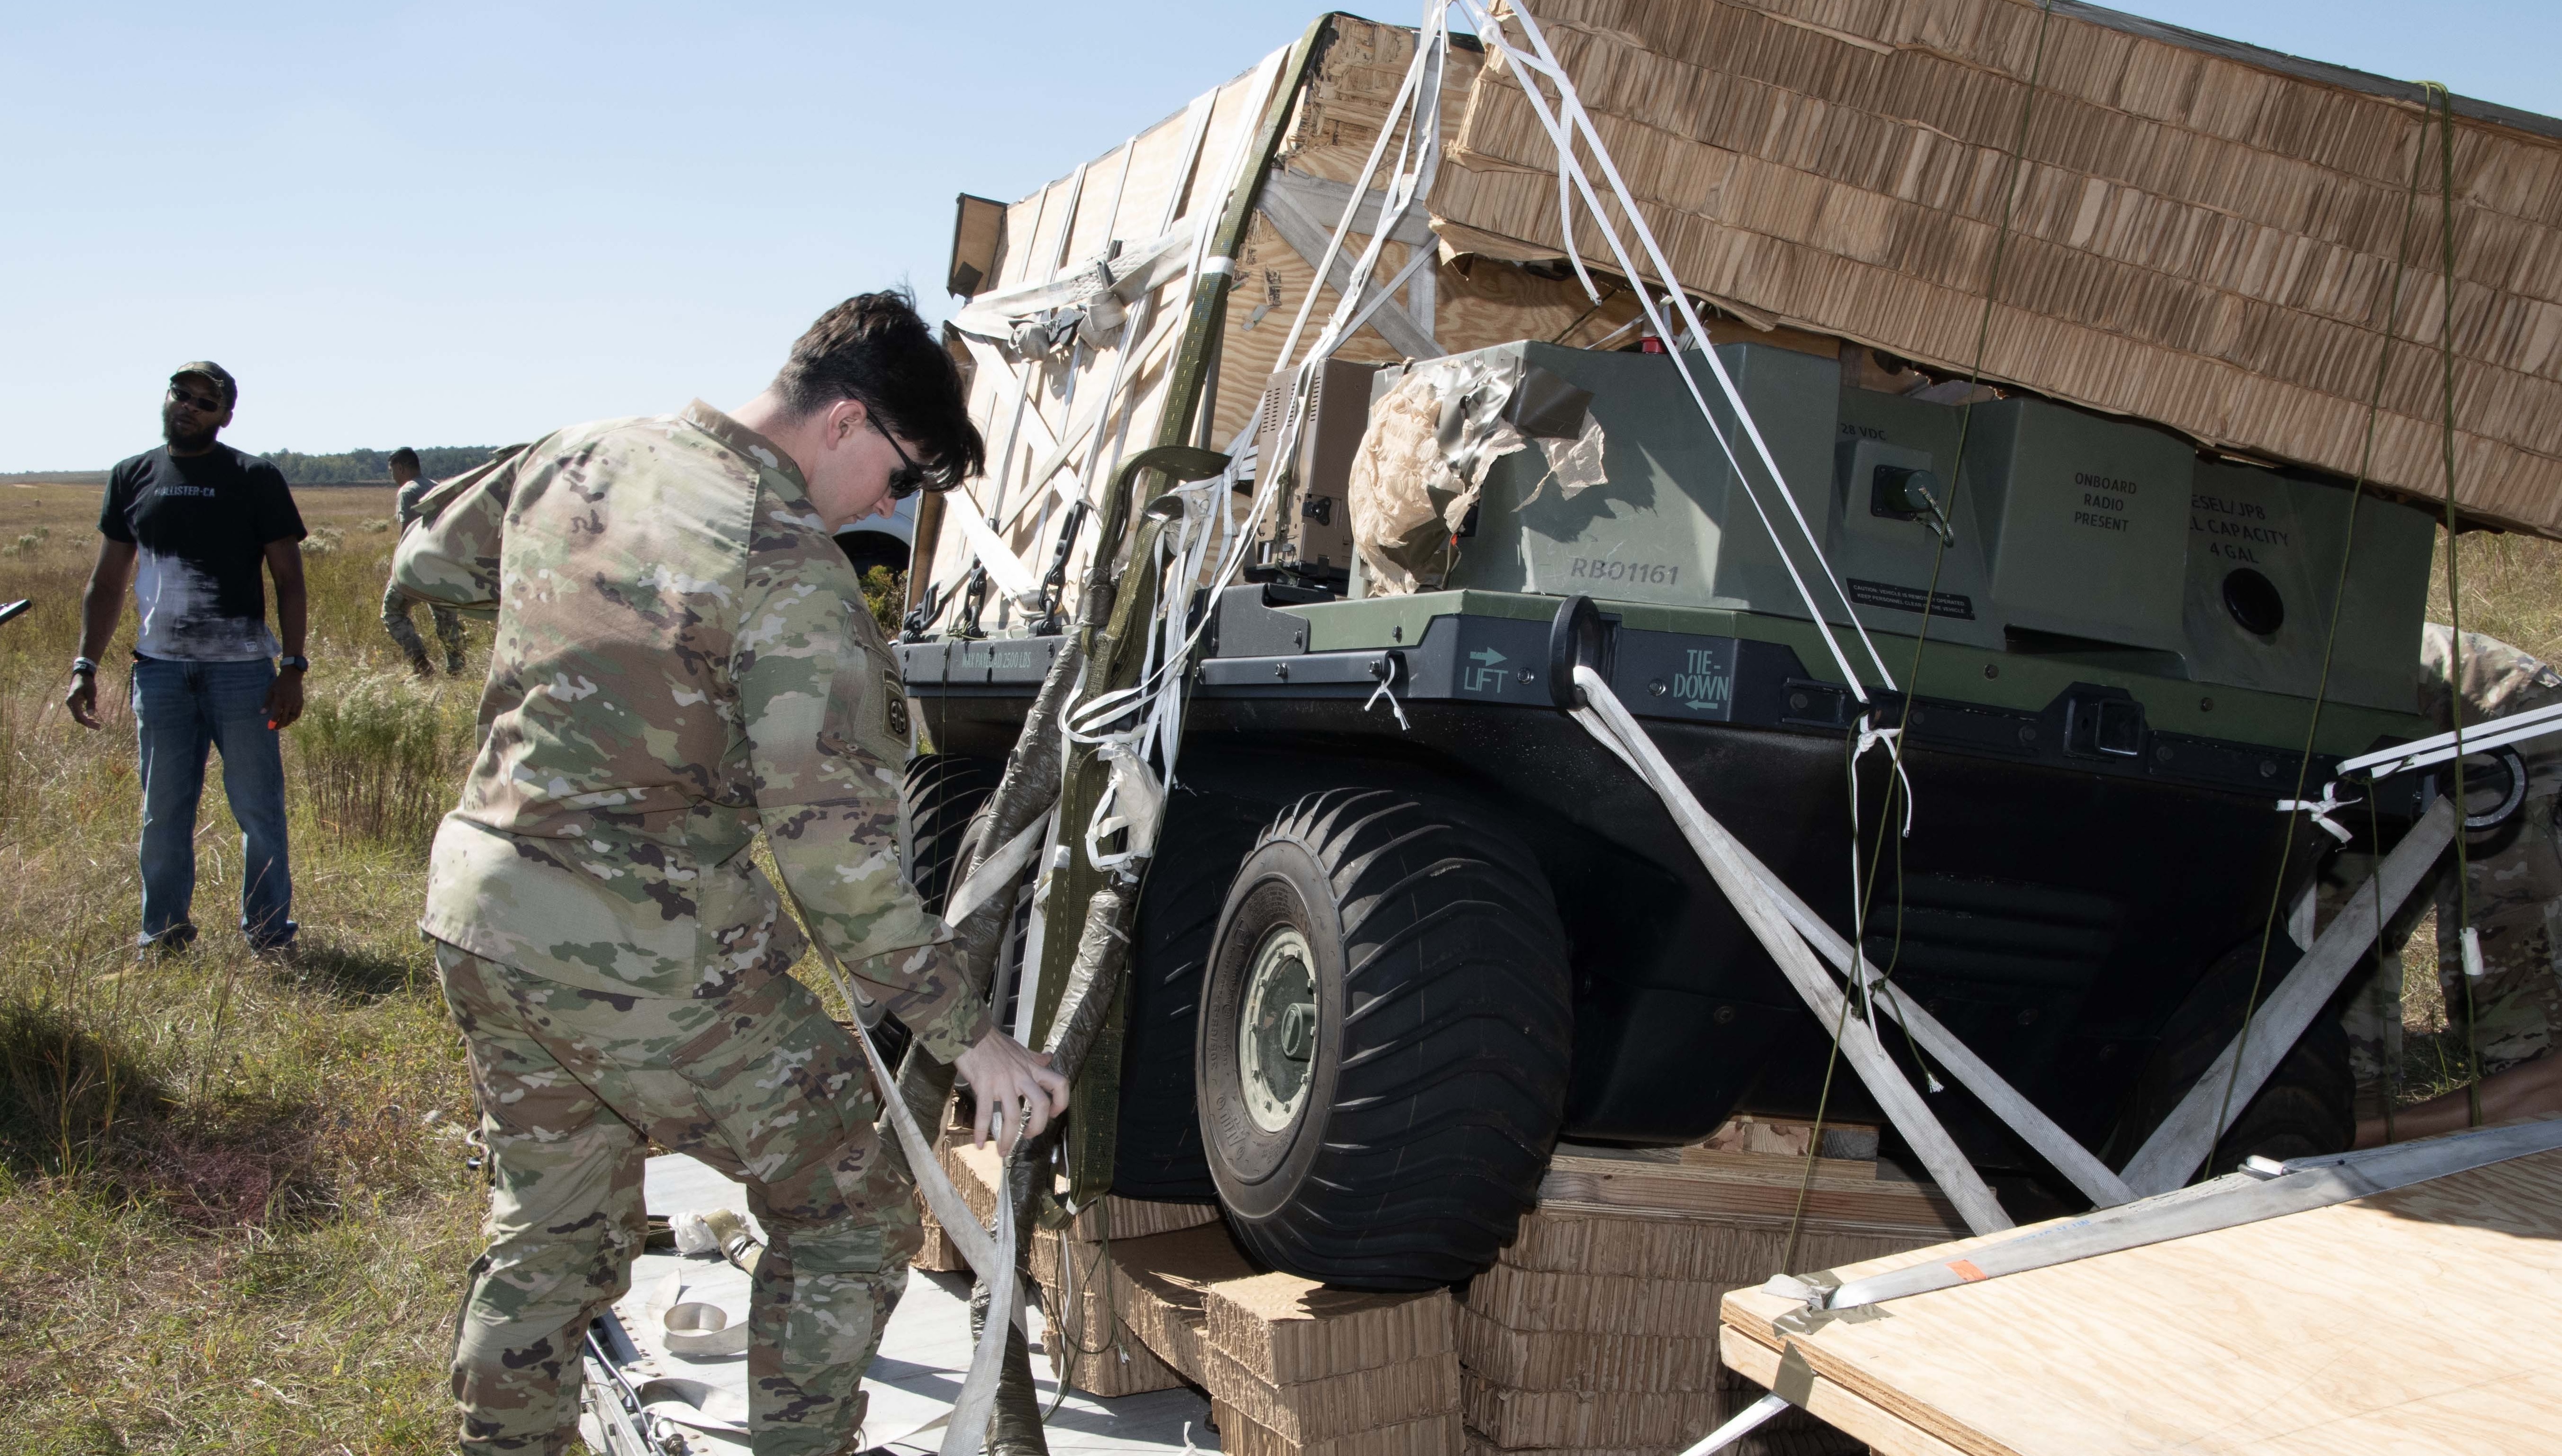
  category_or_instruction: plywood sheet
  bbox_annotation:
[1717,1144,2562,1456]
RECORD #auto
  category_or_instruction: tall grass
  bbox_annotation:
[298,670,454,845]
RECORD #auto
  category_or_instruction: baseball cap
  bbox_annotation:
[170,361,238,407]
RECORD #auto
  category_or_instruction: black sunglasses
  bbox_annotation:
[167,385,225,412]
[874,420,952,499]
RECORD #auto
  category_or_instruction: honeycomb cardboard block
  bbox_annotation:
[1461,1383,1729,1451]
[1462,1263,1740,1340]
[1455,1308,1723,1394]
[1205,1271,1457,1385]
[912,1200,968,1273]
[939,1138,1218,1244]
[1216,1399,1465,1456]
[1044,1308,1188,1399]
[1205,1345,1462,1445]
[1087,1223,1263,1384]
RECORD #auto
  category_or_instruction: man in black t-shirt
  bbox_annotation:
[67,362,311,952]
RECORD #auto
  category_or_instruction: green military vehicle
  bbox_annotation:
[897,335,2463,1289]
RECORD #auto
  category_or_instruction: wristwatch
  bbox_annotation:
[279,655,311,673]
[71,656,98,677]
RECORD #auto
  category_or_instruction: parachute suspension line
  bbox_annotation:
[1455,0,1897,703]
[2208,85,2437,1170]
[2425,83,2484,1129]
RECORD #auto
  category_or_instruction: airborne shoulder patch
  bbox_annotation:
[884,669,910,738]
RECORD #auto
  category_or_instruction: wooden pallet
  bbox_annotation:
[1718,1142,2562,1455]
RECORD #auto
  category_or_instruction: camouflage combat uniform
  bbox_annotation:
[395,401,990,1456]
[384,474,471,673]
[2334,625,2562,1113]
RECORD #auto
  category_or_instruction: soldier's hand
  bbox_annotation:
[955,1030,1072,1154]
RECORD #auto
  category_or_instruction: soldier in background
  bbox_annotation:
[395,290,1068,1456]
[2344,624,2562,1144]
[379,447,469,675]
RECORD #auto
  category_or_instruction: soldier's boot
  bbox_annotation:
[436,606,471,675]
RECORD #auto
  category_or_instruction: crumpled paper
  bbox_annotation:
[1348,354,1608,594]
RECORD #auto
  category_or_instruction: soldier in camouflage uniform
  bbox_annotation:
[396,291,1069,1456]
[2336,624,2562,1136]
[381,446,471,675]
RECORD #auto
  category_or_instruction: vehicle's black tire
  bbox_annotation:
[903,754,1004,916]
[884,754,1003,1071]
[1197,787,1572,1289]
[1114,795,1274,1200]
[2109,935,2355,1177]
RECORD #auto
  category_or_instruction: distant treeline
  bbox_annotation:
[258,446,503,484]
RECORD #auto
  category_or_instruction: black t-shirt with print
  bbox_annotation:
[100,445,308,660]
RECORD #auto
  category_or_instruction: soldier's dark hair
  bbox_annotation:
[774,288,985,481]
[388,446,420,472]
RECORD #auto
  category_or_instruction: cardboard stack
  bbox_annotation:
[936,1139,1221,1398]
[1204,1274,1462,1456]
[1437,0,2562,537]
[1457,1143,1970,1456]
[937,1138,1466,1450]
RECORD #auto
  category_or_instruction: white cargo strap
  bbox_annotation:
[2120,795,2458,1195]
[2277,784,2361,843]
[948,507,1042,606]
[1569,665,2010,1235]
[829,956,1024,1456]
[942,816,1049,930]
[1677,1393,1789,1456]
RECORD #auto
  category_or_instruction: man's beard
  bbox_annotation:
[162,408,218,452]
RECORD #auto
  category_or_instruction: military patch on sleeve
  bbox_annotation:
[884,669,911,738]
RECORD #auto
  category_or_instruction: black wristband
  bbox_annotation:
[278,655,311,673]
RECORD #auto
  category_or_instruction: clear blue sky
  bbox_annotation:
[3,2,2554,472]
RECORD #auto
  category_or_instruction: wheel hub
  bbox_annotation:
[1239,924,1317,1132]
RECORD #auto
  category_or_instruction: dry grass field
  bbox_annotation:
[0,471,2553,1453]
[1,482,486,1454]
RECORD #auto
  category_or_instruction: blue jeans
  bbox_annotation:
[132,655,295,950]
